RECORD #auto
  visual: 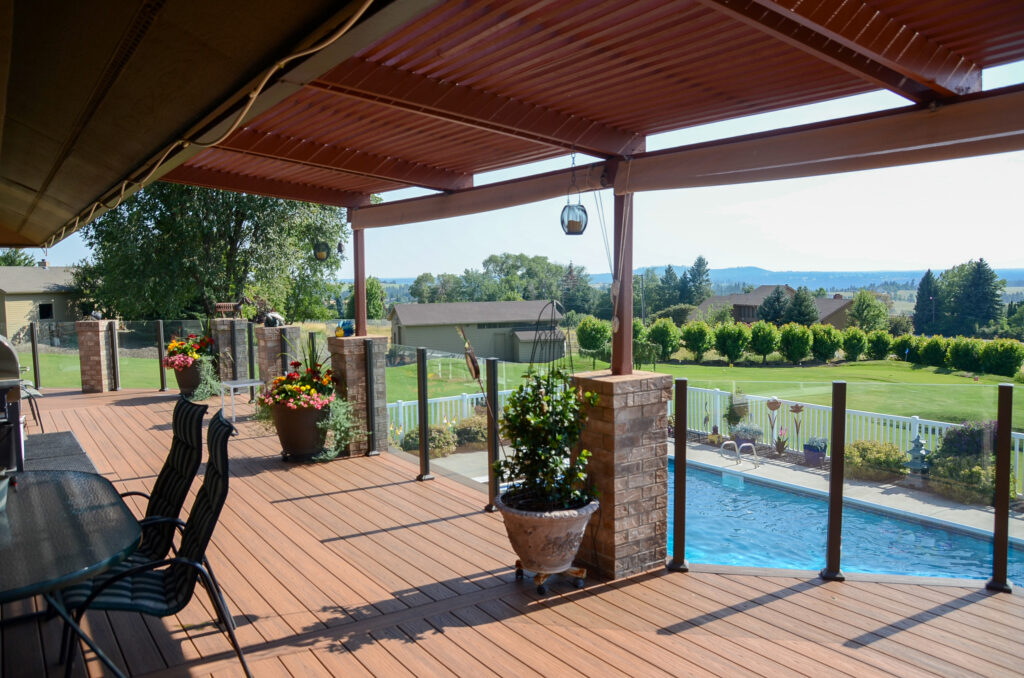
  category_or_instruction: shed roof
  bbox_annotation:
[0,266,75,294]
[390,301,561,327]
[513,329,566,343]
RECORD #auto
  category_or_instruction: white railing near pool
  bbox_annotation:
[387,390,513,442]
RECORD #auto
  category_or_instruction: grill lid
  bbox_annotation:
[0,334,21,386]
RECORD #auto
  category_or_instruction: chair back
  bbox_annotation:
[167,410,234,606]
[139,397,207,558]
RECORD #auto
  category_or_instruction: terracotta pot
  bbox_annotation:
[494,493,598,575]
[272,403,327,460]
[172,362,202,396]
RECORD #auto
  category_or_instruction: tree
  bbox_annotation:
[847,290,888,332]
[757,286,789,325]
[343,276,387,319]
[812,287,829,298]
[686,256,712,305]
[866,329,893,360]
[810,324,843,362]
[74,183,347,320]
[646,318,681,360]
[938,259,1005,335]
[888,315,914,335]
[912,269,940,335]
[714,322,750,364]
[461,268,500,302]
[681,321,714,362]
[634,269,662,319]
[677,270,693,306]
[783,286,818,326]
[0,248,37,266]
[483,252,564,301]
[432,273,463,303]
[748,320,780,363]
[409,273,435,303]
[561,263,595,314]
[576,315,611,352]
[778,323,812,364]
[842,327,867,362]
[659,265,679,309]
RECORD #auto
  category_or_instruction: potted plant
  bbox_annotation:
[493,367,599,593]
[258,358,336,461]
[803,436,828,467]
[774,428,788,456]
[731,422,763,448]
[163,333,215,397]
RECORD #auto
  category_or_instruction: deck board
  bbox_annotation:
[2,389,1022,677]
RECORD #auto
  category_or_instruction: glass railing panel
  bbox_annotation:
[842,383,1021,585]
[117,321,161,389]
[31,321,80,388]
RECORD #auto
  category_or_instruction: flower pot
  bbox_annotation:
[494,493,598,575]
[803,445,827,467]
[272,403,327,460]
[734,436,757,449]
[172,362,202,396]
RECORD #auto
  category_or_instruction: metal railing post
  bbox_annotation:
[30,321,41,388]
[416,347,433,481]
[364,338,379,456]
[821,380,846,581]
[485,358,499,512]
[668,378,689,572]
[156,320,167,391]
[987,383,1013,593]
[247,322,256,401]
[108,321,121,391]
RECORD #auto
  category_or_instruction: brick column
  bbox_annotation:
[212,319,250,381]
[77,320,115,393]
[573,370,672,580]
[327,336,387,456]
[254,325,300,385]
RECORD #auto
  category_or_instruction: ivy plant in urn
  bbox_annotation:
[494,367,599,594]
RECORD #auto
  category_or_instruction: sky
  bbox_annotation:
[40,62,1024,281]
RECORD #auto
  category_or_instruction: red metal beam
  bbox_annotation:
[353,227,367,337]
[699,0,981,101]
[162,165,372,207]
[221,129,472,192]
[309,58,645,158]
[611,191,633,376]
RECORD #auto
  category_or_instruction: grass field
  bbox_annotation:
[22,350,1023,430]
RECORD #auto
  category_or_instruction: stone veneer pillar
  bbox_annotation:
[254,325,301,385]
[77,320,116,393]
[212,319,250,381]
[573,370,672,580]
[327,336,388,456]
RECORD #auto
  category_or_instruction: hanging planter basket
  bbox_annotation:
[560,203,588,235]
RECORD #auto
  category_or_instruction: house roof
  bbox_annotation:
[390,301,562,327]
[513,329,566,343]
[0,266,75,294]
[814,296,853,320]
[696,285,852,323]
[6,1,1024,247]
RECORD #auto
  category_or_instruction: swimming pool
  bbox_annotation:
[668,459,1024,585]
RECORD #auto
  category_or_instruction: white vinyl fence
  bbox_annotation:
[388,390,514,442]
[675,387,1024,496]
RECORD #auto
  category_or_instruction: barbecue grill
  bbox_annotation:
[0,335,24,472]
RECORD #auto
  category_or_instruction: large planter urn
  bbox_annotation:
[803,444,827,467]
[272,403,327,461]
[172,363,202,396]
[494,493,598,593]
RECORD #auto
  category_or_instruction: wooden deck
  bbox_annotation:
[4,389,1024,677]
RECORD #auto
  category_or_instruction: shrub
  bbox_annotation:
[979,338,1024,377]
[888,315,914,335]
[842,327,867,362]
[890,333,920,362]
[946,336,982,372]
[681,321,714,362]
[749,320,780,363]
[929,422,1014,506]
[866,329,893,360]
[731,422,762,442]
[651,303,697,325]
[713,322,751,364]
[804,436,827,452]
[919,336,949,367]
[646,317,681,360]
[810,323,843,362]
[454,414,488,446]
[778,323,812,364]
[633,339,659,370]
[845,441,908,482]
[400,425,458,458]
[575,315,612,351]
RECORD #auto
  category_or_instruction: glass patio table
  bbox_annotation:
[0,470,141,677]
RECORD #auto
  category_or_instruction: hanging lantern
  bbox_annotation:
[560,203,588,235]
[313,241,329,261]
[336,239,345,256]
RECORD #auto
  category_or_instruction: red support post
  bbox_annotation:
[612,192,633,375]
[353,228,367,337]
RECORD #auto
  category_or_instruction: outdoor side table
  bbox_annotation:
[220,378,264,422]
[0,470,141,678]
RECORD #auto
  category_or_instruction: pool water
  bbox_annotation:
[669,460,1024,585]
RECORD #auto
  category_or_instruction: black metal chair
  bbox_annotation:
[58,410,252,678]
[121,396,207,563]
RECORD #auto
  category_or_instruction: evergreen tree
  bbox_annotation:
[677,270,693,305]
[0,248,37,266]
[659,265,679,309]
[938,259,1005,335]
[783,286,818,326]
[561,262,595,314]
[757,286,789,325]
[687,256,712,305]
[912,269,940,335]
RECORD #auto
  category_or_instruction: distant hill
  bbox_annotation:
[589,267,1024,290]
